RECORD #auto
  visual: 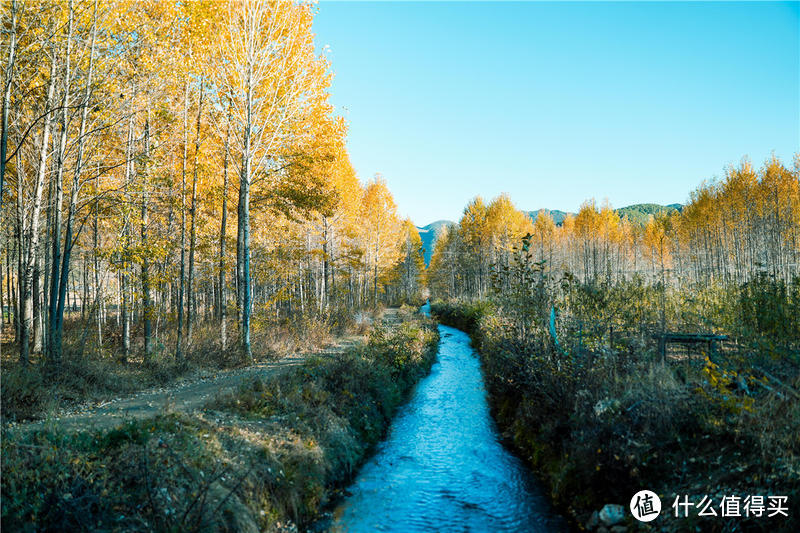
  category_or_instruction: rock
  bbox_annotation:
[599,504,626,527]
[610,527,627,533]
[585,511,600,530]
[597,528,609,533]
[594,398,621,417]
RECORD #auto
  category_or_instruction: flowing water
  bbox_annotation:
[329,305,567,532]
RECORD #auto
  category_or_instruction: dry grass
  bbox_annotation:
[432,299,799,532]
[1,311,355,423]
[1,313,438,532]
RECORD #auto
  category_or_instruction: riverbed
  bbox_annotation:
[330,310,567,532]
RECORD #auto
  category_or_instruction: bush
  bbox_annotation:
[738,273,800,345]
[430,299,494,342]
[433,299,799,532]
[2,314,440,532]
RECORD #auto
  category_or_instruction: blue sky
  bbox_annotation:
[312,1,800,226]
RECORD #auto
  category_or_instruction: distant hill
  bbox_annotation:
[616,203,682,225]
[528,204,683,227]
[527,209,571,225]
[416,220,452,267]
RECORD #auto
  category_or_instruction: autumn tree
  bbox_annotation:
[359,177,402,307]
[387,220,425,304]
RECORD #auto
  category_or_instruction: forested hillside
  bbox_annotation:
[615,202,682,225]
[528,208,570,225]
[416,220,450,267]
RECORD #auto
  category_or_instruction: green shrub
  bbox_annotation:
[430,299,494,340]
[738,273,800,344]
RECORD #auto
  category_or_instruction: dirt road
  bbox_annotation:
[9,309,406,434]
[10,335,365,434]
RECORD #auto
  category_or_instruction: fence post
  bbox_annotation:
[609,325,614,350]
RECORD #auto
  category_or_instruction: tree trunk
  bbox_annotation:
[20,52,57,364]
[120,93,135,363]
[373,237,379,307]
[141,110,152,361]
[175,80,188,363]
[93,162,102,349]
[4,233,12,326]
[218,101,230,350]
[48,0,74,365]
[15,172,22,344]
[322,218,329,311]
[33,252,42,353]
[237,79,253,361]
[187,81,203,346]
[0,0,17,214]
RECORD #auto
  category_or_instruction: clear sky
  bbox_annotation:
[312,1,800,226]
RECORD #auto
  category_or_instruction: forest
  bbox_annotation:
[0,0,425,398]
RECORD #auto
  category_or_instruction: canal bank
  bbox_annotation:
[329,307,567,532]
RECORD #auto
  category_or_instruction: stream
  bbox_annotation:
[329,304,567,532]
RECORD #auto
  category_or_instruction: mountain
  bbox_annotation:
[528,204,683,227]
[615,203,682,225]
[416,220,452,267]
[527,209,570,225]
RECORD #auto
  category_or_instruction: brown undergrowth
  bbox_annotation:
[1,311,439,532]
[431,299,799,532]
[1,312,353,423]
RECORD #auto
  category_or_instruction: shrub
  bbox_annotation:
[2,314,440,532]
[433,298,799,532]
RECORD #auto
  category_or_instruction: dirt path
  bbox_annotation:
[11,309,401,434]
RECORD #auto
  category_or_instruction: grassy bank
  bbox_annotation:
[1,313,360,423]
[431,299,799,532]
[1,312,439,532]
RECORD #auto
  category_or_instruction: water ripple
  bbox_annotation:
[329,322,568,533]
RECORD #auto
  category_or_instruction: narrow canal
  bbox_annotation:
[330,305,567,532]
